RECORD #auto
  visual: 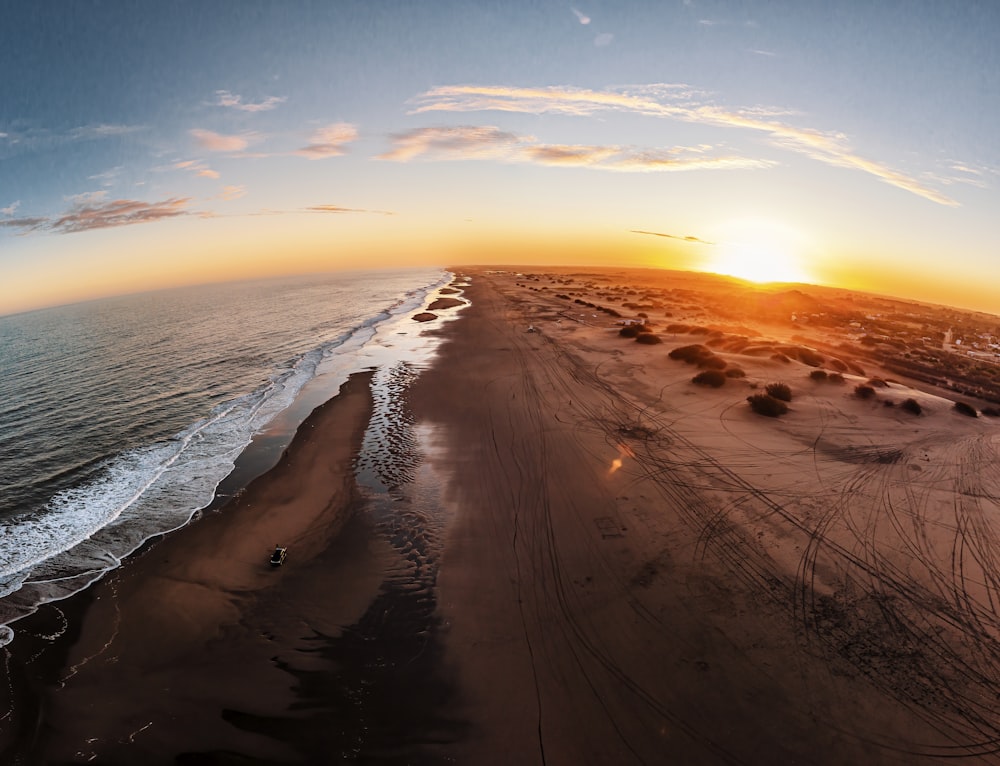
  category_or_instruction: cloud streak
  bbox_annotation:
[409,84,958,206]
[189,128,256,152]
[378,125,772,173]
[0,197,191,235]
[307,204,394,215]
[631,229,714,245]
[296,122,359,159]
[214,90,286,112]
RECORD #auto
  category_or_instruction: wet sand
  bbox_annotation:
[4,267,1000,764]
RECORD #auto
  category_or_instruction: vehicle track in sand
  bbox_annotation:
[494,278,1000,760]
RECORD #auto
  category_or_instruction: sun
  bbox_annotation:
[704,219,812,284]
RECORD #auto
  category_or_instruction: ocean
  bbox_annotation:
[0,267,452,646]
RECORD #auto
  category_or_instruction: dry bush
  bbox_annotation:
[697,355,727,370]
[635,333,662,345]
[799,348,824,367]
[855,384,876,399]
[666,323,693,333]
[725,367,746,378]
[693,370,727,387]
[766,382,792,401]
[867,377,889,388]
[982,407,1000,417]
[828,372,846,384]
[901,398,922,415]
[669,344,712,363]
[954,401,978,417]
[747,394,788,417]
[829,358,848,372]
[619,324,649,338]
[809,370,828,381]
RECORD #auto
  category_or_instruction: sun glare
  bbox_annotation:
[704,219,812,284]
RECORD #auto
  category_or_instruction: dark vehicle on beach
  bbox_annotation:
[269,546,287,567]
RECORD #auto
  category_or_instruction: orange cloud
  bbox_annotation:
[410,84,958,206]
[2,197,192,235]
[189,128,253,152]
[296,122,359,159]
[378,125,772,173]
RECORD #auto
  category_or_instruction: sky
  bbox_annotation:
[2,0,999,316]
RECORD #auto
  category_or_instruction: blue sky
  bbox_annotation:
[2,0,999,315]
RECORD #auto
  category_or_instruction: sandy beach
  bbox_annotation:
[4,267,1000,764]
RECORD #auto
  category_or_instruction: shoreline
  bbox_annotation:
[1,370,387,762]
[3,266,1000,763]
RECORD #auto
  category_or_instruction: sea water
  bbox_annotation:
[0,268,451,646]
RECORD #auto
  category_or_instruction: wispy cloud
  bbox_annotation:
[378,125,772,173]
[631,229,714,245]
[189,128,257,152]
[1,200,20,216]
[219,185,246,200]
[68,124,145,140]
[409,84,958,206]
[295,122,359,159]
[0,197,191,235]
[214,90,287,112]
[571,7,591,24]
[307,204,394,215]
[173,159,220,179]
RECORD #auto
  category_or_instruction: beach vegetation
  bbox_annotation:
[771,352,790,363]
[693,370,727,387]
[619,323,649,338]
[809,370,828,381]
[635,332,662,345]
[982,407,1000,417]
[668,344,712,363]
[725,367,746,378]
[828,372,846,384]
[747,393,788,417]
[855,384,876,399]
[954,401,978,417]
[697,354,727,370]
[901,398,922,415]
[765,382,792,401]
[867,377,889,388]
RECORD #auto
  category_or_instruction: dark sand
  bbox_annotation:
[4,268,1000,764]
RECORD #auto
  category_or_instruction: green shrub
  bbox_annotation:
[635,332,662,345]
[765,382,792,401]
[855,384,876,399]
[747,394,788,417]
[693,370,727,387]
[901,398,922,415]
[954,401,978,417]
